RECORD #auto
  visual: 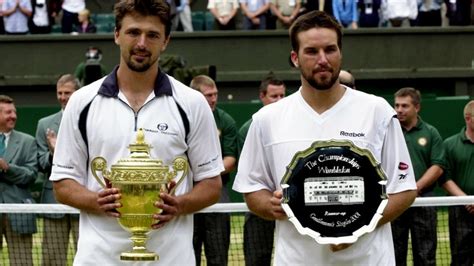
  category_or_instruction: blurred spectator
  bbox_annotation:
[209,0,239,29]
[302,0,334,17]
[392,87,445,266]
[269,0,300,29]
[36,74,80,266]
[239,73,285,266]
[339,69,355,89]
[191,75,238,266]
[1,0,32,34]
[381,0,417,27]
[332,0,358,28]
[172,0,193,32]
[0,0,4,34]
[357,0,381,27]
[440,100,474,266]
[60,0,84,33]
[73,8,96,33]
[74,46,107,86]
[415,0,443,26]
[29,0,60,34]
[0,95,38,266]
[445,0,472,25]
[240,0,270,29]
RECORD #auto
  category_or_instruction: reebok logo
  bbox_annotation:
[340,131,365,137]
[398,173,408,180]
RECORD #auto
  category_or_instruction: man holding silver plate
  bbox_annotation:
[233,10,417,265]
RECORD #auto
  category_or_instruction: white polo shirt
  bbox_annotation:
[51,66,224,265]
[233,87,416,265]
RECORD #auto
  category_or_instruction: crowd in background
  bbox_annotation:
[0,0,473,35]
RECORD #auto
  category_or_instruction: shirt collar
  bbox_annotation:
[459,127,474,144]
[98,65,173,98]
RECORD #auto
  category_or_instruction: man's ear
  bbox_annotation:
[290,51,299,68]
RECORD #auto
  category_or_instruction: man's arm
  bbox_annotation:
[153,175,222,229]
[222,156,236,174]
[244,189,286,220]
[377,189,417,226]
[53,178,121,216]
[416,164,444,195]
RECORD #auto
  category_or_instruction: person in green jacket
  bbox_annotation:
[190,75,238,266]
[238,73,286,266]
[391,87,446,266]
[440,100,474,266]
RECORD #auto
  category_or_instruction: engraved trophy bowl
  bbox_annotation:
[91,128,188,261]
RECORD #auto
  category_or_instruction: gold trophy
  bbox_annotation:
[91,128,188,261]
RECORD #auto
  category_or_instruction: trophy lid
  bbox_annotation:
[128,128,151,159]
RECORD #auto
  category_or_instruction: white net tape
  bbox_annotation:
[0,196,473,214]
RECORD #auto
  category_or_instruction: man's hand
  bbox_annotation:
[152,181,183,229]
[97,187,122,218]
[466,204,474,215]
[270,190,287,220]
[46,128,57,154]
[0,158,9,172]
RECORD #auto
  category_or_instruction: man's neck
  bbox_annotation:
[300,82,346,114]
[401,116,418,131]
[117,64,158,112]
[465,127,474,142]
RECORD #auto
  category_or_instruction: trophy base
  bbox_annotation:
[120,251,158,261]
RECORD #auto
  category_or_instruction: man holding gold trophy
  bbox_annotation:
[233,11,418,265]
[49,0,224,264]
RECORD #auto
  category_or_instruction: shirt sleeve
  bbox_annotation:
[381,116,417,194]
[50,94,88,185]
[233,116,275,193]
[186,96,225,182]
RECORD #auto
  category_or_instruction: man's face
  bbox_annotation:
[200,84,218,111]
[395,96,419,126]
[260,84,285,106]
[57,82,76,109]
[115,14,169,73]
[290,27,341,91]
[0,103,17,132]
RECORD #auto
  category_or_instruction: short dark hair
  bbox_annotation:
[259,72,285,95]
[394,87,421,106]
[289,10,342,53]
[0,95,14,105]
[114,0,172,37]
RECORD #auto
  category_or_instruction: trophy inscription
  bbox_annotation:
[281,140,388,245]
[91,128,188,261]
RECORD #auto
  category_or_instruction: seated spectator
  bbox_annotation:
[240,0,270,30]
[357,0,381,27]
[415,0,443,26]
[1,0,32,34]
[270,0,301,29]
[73,8,96,33]
[209,0,239,30]
[332,0,358,28]
[381,0,417,27]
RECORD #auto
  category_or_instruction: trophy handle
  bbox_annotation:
[169,156,188,195]
[91,156,110,188]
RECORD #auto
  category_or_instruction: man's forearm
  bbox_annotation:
[378,189,417,226]
[178,175,222,215]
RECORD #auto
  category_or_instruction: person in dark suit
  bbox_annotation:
[0,94,38,266]
[73,8,96,33]
[35,74,80,265]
